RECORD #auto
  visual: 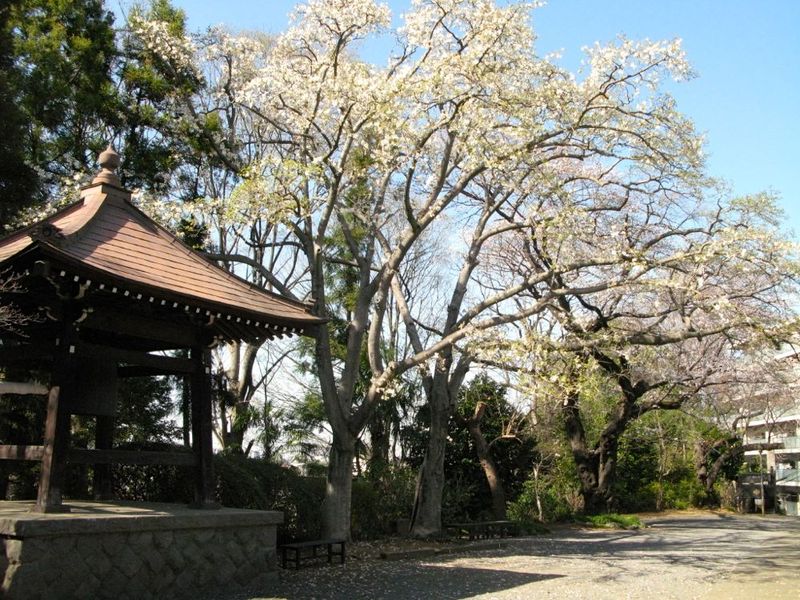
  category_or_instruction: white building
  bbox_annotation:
[739,347,800,516]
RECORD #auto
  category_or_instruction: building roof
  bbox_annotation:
[0,147,322,341]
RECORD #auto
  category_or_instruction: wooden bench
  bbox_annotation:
[445,520,518,541]
[279,539,346,569]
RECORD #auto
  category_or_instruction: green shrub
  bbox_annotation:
[112,442,193,503]
[213,454,325,542]
[441,474,481,523]
[577,513,642,529]
[351,466,416,539]
[655,471,705,509]
[110,448,324,542]
[507,476,577,524]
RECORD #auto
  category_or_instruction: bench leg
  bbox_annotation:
[326,542,346,565]
[282,547,301,570]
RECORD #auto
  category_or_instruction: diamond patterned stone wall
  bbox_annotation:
[0,502,281,599]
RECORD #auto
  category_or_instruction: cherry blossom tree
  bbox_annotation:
[475,192,799,511]
[132,0,797,536]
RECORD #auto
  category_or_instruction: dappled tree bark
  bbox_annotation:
[410,367,456,537]
[456,401,507,520]
[323,434,357,539]
[694,438,734,503]
[562,389,605,512]
[367,412,391,476]
[561,353,668,514]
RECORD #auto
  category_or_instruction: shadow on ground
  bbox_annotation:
[481,513,800,580]
[254,563,563,600]
[237,514,800,600]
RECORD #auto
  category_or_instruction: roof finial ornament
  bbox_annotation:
[92,143,121,186]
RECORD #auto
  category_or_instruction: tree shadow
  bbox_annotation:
[248,515,800,600]
[481,515,800,577]
[260,563,564,600]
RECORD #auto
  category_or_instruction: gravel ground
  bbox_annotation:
[231,512,800,600]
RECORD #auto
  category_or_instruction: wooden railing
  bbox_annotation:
[0,381,196,468]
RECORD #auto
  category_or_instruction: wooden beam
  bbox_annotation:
[0,445,45,461]
[0,344,53,365]
[67,448,197,466]
[79,342,196,375]
[35,310,80,513]
[83,308,202,347]
[0,381,49,395]
[117,365,184,378]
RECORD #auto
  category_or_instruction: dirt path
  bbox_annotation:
[233,513,800,599]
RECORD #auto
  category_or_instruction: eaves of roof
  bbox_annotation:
[0,181,323,337]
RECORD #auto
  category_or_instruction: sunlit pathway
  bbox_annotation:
[231,513,800,600]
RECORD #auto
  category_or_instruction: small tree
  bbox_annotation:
[480,194,799,513]
[452,374,535,520]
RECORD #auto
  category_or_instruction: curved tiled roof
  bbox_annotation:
[0,178,321,338]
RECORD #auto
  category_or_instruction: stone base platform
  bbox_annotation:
[0,500,282,599]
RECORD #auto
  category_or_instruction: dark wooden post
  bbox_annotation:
[93,415,115,500]
[190,345,218,508]
[35,386,69,511]
[182,374,192,448]
[36,313,79,512]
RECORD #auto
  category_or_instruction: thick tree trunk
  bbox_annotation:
[224,400,249,454]
[322,434,356,540]
[595,434,620,511]
[694,437,755,506]
[466,419,507,519]
[562,390,625,513]
[570,447,603,513]
[409,353,470,537]
[367,414,390,477]
[694,440,712,497]
[410,391,449,537]
[459,401,506,519]
[562,391,601,512]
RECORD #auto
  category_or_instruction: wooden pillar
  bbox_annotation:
[35,315,79,512]
[93,415,115,500]
[190,346,218,508]
[182,374,191,448]
[35,386,70,511]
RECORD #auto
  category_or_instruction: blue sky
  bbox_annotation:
[153,0,799,238]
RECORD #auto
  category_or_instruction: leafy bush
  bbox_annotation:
[613,413,707,512]
[651,469,705,509]
[576,513,642,529]
[614,429,660,512]
[0,390,47,500]
[441,474,481,523]
[351,466,416,539]
[403,375,539,524]
[213,454,325,542]
[110,448,324,542]
[112,442,193,503]
[507,477,576,524]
